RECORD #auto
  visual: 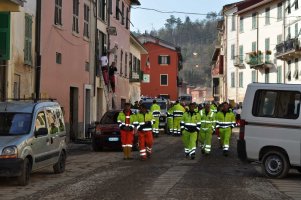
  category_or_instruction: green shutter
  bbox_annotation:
[239,45,243,63]
[158,56,161,64]
[24,14,32,65]
[252,42,256,52]
[167,56,170,64]
[0,12,10,60]
[265,38,270,51]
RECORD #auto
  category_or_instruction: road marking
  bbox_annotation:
[144,166,192,200]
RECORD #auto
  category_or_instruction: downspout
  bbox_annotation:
[256,11,259,82]
[225,14,228,102]
[35,0,41,102]
[283,1,286,84]
[236,13,239,103]
[94,0,97,96]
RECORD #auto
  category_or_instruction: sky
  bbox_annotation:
[131,0,239,32]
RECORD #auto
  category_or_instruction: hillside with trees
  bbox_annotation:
[134,13,220,87]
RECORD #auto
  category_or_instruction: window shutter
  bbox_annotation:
[158,56,161,64]
[24,14,32,65]
[167,56,170,64]
[0,12,10,60]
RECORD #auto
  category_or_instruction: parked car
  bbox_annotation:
[237,83,301,178]
[0,100,67,186]
[92,110,138,151]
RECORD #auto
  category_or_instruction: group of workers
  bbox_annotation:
[117,99,236,161]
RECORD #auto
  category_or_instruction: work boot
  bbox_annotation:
[190,153,195,160]
[123,147,127,160]
[127,147,133,160]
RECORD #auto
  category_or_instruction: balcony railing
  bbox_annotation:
[245,51,273,69]
[276,38,301,60]
[233,55,244,67]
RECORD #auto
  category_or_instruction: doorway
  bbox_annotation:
[69,87,79,141]
[85,88,91,138]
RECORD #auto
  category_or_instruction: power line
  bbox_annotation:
[131,7,219,16]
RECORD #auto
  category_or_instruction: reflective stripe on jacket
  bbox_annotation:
[173,103,186,117]
[117,111,135,128]
[215,111,235,128]
[150,103,161,117]
[180,111,201,132]
[134,112,155,131]
[200,109,216,130]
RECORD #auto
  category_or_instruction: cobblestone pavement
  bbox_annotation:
[0,129,297,200]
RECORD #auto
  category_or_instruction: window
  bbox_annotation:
[277,3,283,20]
[239,72,243,88]
[35,112,47,132]
[265,68,269,83]
[0,12,10,60]
[252,42,256,52]
[288,26,291,38]
[121,2,124,25]
[252,90,301,119]
[125,52,128,77]
[160,74,168,86]
[231,72,235,88]
[277,34,282,44]
[115,0,120,20]
[56,52,62,64]
[98,0,106,21]
[252,13,257,29]
[252,70,257,82]
[84,4,89,38]
[120,50,123,75]
[126,7,129,29]
[231,44,235,60]
[239,17,244,33]
[277,66,282,83]
[98,30,107,57]
[288,0,291,14]
[295,0,299,9]
[158,55,170,65]
[295,23,299,37]
[287,61,292,81]
[231,15,235,31]
[72,0,79,33]
[239,45,243,63]
[265,8,270,25]
[294,58,299,79]
[24,14,32,65]
[54,0,62,25]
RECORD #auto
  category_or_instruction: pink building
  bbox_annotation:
[40,0,93,140]
[108,0,140,109]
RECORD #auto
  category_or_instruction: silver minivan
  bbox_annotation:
[238,83,301,178]
[0,101,67,185]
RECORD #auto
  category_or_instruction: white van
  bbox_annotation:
[237,83,301,178]
[0,100,67,185]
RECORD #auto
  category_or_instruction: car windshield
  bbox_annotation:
[100,111,119,124]
[0,113,32,136]
[143,102,167,110]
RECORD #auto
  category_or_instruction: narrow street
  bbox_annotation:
[0,129,300,200]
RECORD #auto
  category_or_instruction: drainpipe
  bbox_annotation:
[225,14,228,102]
[256,11,259,82]
[34,0,41,102]
[93,0,97,96]
[283,1,286,84]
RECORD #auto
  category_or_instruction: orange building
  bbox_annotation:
[138,35,182,101]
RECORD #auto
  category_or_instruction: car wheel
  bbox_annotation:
[17,158,31,186]
[92,136,102,151]
[262,150,289,178]
[53,151,66,174]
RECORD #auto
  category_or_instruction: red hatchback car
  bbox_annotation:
[91,110,138,151]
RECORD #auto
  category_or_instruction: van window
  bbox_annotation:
[253,90,301,119]
[35,112,47,132]
[46,107,64,134]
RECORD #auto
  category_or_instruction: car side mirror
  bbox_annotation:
[35,127,48,137]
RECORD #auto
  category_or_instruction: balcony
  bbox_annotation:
[245,51,273,69]
[233,55,244,68]
[276,38,301,61]
[129,70,143,82]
